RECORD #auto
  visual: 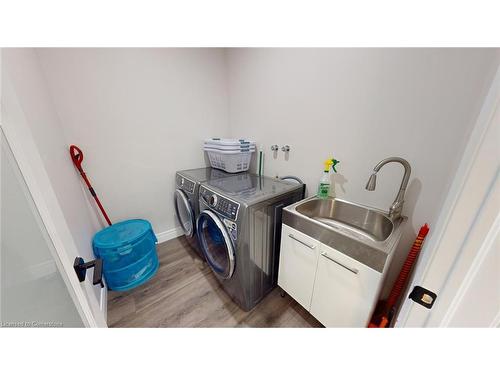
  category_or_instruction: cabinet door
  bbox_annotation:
[310,243,382,327]
[278,224,319,310]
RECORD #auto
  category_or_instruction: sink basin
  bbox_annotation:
[295,198,393,242]
[282,197,406,272]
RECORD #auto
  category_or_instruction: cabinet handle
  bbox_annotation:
[320,251,359,274]
[288,233,316,249]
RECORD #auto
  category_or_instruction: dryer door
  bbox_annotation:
[197,210,235,279]
[174,189,195,238]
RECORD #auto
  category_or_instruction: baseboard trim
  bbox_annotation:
[155,226,184,244]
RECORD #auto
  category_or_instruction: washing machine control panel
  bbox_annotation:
[200,187,239,221]
[176,175,195,194]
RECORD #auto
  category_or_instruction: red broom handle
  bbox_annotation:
[386,223,430,310]
[69,145,112,226]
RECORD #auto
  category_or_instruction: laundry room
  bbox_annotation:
[4,2,500,374]
[2,46,499,330]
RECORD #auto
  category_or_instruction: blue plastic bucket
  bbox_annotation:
[92,219,158,291]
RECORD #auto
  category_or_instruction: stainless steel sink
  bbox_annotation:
[295,198,393,242]
[282,197,406,272]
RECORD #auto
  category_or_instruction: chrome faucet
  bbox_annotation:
[365,157,411,220]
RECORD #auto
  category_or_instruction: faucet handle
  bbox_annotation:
[389,200,404,219]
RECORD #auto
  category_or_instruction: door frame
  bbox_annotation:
[1,69,106,327]
[396,66,500,327]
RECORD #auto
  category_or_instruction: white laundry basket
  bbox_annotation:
[204,138,256,173]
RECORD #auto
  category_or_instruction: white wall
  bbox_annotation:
[226,48,500,296]
[1,48,105,323]
[2,49,100,254]
[396,81,500,327]
[9,48,498,304]
[37,48,230,237]
[2,49,100,268]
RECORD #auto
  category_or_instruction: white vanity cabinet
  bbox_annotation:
[309,243,382,327]
[277,224,319,310]
[278,225,382,327]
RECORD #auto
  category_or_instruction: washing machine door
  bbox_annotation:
[174,189,195,238]
[197,210,235,279]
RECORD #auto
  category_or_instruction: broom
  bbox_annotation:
[369,223,430,328]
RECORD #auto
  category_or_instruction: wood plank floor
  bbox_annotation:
[108,236,323,328]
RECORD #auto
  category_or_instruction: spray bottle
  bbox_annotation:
[317,157,340,199]
[317,159,333,198]
[328,158,340,198]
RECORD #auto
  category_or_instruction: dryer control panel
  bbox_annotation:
[200,187,239,221]
[176,174,195,194]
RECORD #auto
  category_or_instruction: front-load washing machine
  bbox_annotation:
[196,172,304,311]
[174,167,230,257]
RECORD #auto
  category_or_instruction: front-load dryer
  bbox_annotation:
[174,167,230,257]
[196,173,304,311]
